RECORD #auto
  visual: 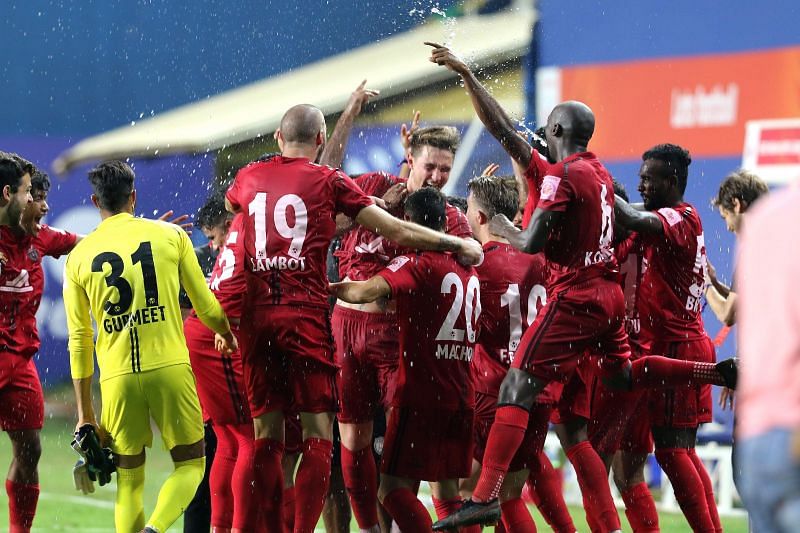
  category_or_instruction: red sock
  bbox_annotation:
[252,438,284,533]
[381,487,432,533]
[228,424,258,531]
[500,498,537,532]
[631,356,724,389]
[6,479,39,533]
[621,482,659,532]
[655,448,714,532]
[293,438,333,533]
[688,449,722,533]
[282,486,295,533]
[340,445,379,528]
[527,452,575,533]
[565,441,620,532]
[432,496,461,519]
[210,430,236,528]
[473,405,529,502]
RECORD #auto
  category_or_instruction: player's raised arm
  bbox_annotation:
[614,194,664,234]
[354,203,482,265]
[319,80,379,168]
[329,275,392,304]
[426,42,532,168]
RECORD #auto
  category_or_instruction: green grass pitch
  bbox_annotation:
[0,417,749,531]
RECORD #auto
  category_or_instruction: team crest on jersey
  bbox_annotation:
[27,247,39,262]
[540,175,561,201]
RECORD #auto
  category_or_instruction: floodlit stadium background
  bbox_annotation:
[2,0,799,523]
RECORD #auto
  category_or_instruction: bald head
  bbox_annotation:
[279,104,326,145]
[548,101,595,147]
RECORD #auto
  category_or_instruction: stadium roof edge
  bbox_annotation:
[53,9,536,174]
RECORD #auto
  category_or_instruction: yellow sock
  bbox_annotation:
[146,457,205,533]
[115,464,146,532]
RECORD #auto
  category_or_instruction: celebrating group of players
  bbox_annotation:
[0,42,745,533]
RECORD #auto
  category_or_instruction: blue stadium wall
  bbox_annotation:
[3,0,798,391]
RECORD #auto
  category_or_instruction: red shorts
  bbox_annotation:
[551,356,592,425]
[0,354,44,431]
[473,393,552,471]
[586,373,653,455]
[332,306,400,424]
[648,336,715,428]
[382,406,474,481]
[185,317,250,426]
[240,305,338,417]
[512,278,630,383]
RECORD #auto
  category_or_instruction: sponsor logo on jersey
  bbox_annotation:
[0,269,33,293]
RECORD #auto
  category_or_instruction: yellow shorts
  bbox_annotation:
[100,363,204,456]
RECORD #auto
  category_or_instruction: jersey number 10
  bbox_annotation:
[501,283,547,353]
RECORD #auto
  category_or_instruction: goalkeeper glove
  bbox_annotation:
[73,459,95,494]
[71,424,116,487]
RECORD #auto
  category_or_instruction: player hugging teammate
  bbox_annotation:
[1,41,748,533]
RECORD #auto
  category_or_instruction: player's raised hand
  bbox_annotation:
[345,80,380,116]
[157,210,194,236]
[425,42,470,76]
[215,331,238,355]
[488,213,517,238]
[400,110,422,152]
[481,163,500,177]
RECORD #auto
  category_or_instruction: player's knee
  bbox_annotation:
[176,456,206,488]
[554,420,588,451]
[338,421,373,451]
[497,368,543,410]
[9,431,42,467]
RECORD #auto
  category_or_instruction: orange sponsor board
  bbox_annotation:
[554,47,800,160]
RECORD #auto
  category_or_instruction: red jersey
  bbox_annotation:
[226,156,373,309]
[529,152,616,291]
[521,150,552,228]
[637,203,708,342]
[472,242,547,395]
[615,235,649,354]
[336,172,472,281]
[192,214,247,321]
[0,225,77,358]
[379,251,479,410]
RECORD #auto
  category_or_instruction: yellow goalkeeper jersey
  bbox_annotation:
[64,213,230,381]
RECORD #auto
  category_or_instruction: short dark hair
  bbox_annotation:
[31,169,51,195]
[8,153,35,177]
[408,126,460,156]
[468,175,519,220]
[0,151,24,193]
[404,187,447,231]
[612,178,628,203]
[446,195,467,215]
[195,191,230,229]
[712,169,768,211]
[642,144,692,194]
[87,160,135,213]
